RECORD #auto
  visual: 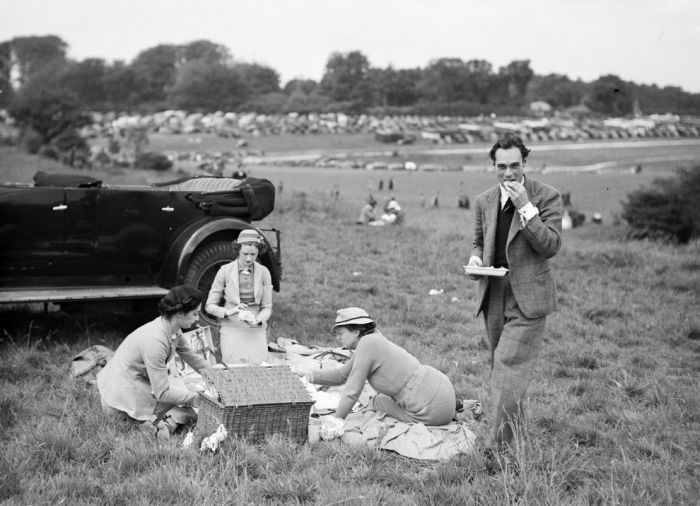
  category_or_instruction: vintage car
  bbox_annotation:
[0,171,281,307]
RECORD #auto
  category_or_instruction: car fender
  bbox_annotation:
[159,217,252,287]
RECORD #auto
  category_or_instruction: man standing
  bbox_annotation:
[466,131,562,450]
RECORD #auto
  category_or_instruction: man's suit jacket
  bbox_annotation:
[471,177,562,319]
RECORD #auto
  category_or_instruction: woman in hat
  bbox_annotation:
[356,196,377,225]
[298,307,456,425]
[205,229,273,364]
[97,285,213,438]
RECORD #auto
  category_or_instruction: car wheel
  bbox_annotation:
[183,241,236,355]
[184,241,236,295]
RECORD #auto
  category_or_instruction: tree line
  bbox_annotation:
[2,35,699,119]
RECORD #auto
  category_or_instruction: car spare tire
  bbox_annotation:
[183,241,236,348]
[184,241,236,295]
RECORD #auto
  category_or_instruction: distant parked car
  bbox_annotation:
[374,129,416,145]
[0,172,281,307]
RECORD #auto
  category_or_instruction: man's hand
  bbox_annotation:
[467,256,482,281]
[503,181,529,209]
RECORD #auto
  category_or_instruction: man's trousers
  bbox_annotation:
[483,275,546,448]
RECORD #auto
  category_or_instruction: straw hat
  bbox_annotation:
[332,307,375,329]
[236,229,261,244]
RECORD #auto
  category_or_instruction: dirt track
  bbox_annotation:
[261,138,700,161]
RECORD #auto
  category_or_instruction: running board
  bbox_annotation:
[0,286,169,304]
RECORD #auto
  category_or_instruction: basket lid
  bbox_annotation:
[201,366,312,406]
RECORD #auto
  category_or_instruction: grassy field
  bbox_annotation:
[1,142,699,504]
[252,166,664,226]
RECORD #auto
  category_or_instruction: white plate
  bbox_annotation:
[462,266,509,277]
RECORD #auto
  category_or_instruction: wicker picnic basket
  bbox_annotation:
[195,366,314,443]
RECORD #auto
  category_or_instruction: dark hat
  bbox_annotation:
[158,285,203,315]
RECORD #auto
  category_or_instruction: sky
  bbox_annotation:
[3,0,700,93]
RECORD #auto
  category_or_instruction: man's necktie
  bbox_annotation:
[503,199,515,214]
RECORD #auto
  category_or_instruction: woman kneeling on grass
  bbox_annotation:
[97,285,213,438]
[297,307,456,425]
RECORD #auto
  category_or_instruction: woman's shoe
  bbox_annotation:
[141,417,176,439]
[155,418,177,440]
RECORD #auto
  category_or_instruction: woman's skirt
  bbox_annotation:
[371,365,456,425]
[219,308,268,364]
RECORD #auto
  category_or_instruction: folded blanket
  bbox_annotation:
[71,345,114,380]
[342,408,477,460]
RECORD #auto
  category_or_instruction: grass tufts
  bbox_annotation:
[0,396,22,432]
[43,473,107,504]
[116,467,199,504]
[0,361,37,383]
[28,424,82,475]
[553,367,575,378]
[0,455,22,501]
[608,369,662,407]
[249,474,319,504]
[575,356,600,370]
[582,307,627,324]
[569,427,600,448]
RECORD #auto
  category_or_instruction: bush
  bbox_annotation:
[0,128,16,147]
[621,165,700,243]
[38,144,60,160]
[8,81,89,145]
[134,151,173,171]
[20,128,43,154]
[51,128,87,152]
[237,92,288,115]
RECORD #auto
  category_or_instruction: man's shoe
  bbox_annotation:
[482,447,501,475]
[482,445,519,475]
[455,399,484,421]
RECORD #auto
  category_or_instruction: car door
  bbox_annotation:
[94,187,174,272]
[0,185,66,272]
[63,187,99,265]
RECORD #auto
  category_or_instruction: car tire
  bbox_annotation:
[184,241,236,294]
[183,241,236,348]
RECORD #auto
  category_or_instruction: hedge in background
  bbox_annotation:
[134,151,173,171]
[622,165,700,243]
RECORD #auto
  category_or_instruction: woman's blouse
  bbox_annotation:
[238,265,255,304]
[311,332,421,419]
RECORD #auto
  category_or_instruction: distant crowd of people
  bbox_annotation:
[356,195,404,226]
